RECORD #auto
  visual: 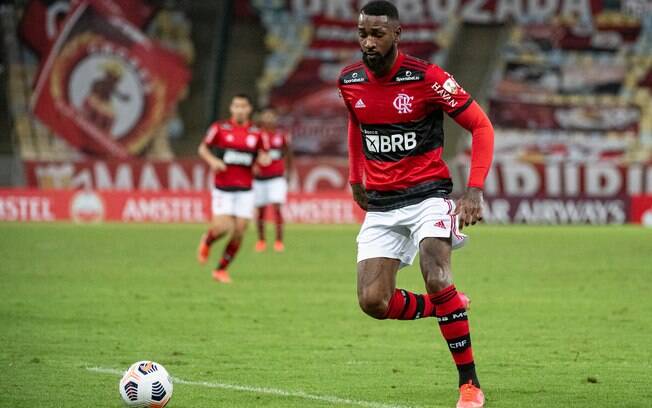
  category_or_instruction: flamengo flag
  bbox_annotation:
[30,0,189,157]
[18,0,157,58]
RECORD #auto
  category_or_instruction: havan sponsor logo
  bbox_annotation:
[431,82,458,108]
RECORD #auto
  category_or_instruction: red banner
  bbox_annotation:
[24,158,652,199]
[30,0,189,157]
[630,196,652,226]
[23,158,351,193]
[4,188,646,225]
[452,160,652,198]
[18,0,158,58]
[0,189,364,224]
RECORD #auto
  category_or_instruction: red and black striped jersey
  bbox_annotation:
[338,52,474,211]
[255,129,290,180]
[203,119,266,191]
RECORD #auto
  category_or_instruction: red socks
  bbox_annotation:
[274,206,283,242]
[218,238,241,270]
[203,229,219,246]
[431,285,473,366]
[384,289,436,320]
[383,285,479,386]
[257,206,284,244]
[256,207,266,242]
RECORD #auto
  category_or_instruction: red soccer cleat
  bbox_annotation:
[212,269,232,283]
[255,240,267,252]
[456,381,484,408]
[459,292,471,310]
[197,234,210,264]
[273,241,285,252]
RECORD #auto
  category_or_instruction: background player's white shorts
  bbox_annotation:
[253,177,288,207]
[356,197,467,268]
[211,188,255,219]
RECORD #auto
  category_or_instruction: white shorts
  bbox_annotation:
[253,177,288,207]
[356,197,467,268]
[211,188,255,219]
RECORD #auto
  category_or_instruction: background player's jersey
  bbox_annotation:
[256,129,290,180]
[203,119,266,191]
[338,53,473,211]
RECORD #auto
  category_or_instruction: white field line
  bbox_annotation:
[86,366,426,408]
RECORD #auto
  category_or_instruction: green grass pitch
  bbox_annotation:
[1,223,650,407]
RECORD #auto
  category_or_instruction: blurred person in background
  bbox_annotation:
[338,2,494,407]
[253,106,294,252]
[196,94,270,283]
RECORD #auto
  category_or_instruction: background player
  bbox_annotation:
[253,107,294,252]
[338,2,494,407]
[196,94,270,283]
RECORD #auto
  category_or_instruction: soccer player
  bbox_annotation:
[196,94,270,283]
[253,107,293,252]
[338,2,494,407]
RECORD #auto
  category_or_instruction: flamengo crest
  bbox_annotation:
[393,93,413,114]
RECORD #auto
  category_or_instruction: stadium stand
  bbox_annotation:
[486,8,652,165]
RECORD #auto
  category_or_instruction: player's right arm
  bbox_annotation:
[198,123,227,172]
[347,112,367,211]
[426,65,494,229]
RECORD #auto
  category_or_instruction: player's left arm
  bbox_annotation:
[451,102,494,230]
[426,66,494,229]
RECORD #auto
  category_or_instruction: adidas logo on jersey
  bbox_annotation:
[355,99,366,108]
[434,220,446,229]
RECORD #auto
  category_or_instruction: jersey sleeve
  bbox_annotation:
[203,123,220,145]
[426,65,473,118]
[452,101,494,189]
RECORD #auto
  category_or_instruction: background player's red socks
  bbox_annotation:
[257,207,266,242]
[431,284,480,387]
[218,238,242,270]
[274,206,283,242]
[203,229,223,247]
[384,289,436,320]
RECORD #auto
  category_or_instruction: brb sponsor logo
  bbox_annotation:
[393,93,414,114]
[223,150,254,166]
[365,131,417,153]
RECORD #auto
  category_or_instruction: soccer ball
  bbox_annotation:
[119,361,173,407]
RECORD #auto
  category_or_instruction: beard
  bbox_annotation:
[362,45,396,73]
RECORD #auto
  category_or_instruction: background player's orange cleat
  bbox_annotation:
[255,240,267,252]
[273,241,285,252]
[197,235,210,264]
[212,269,232,283]
[456,381,484,408]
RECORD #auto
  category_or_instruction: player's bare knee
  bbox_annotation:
[358,292,389,319]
